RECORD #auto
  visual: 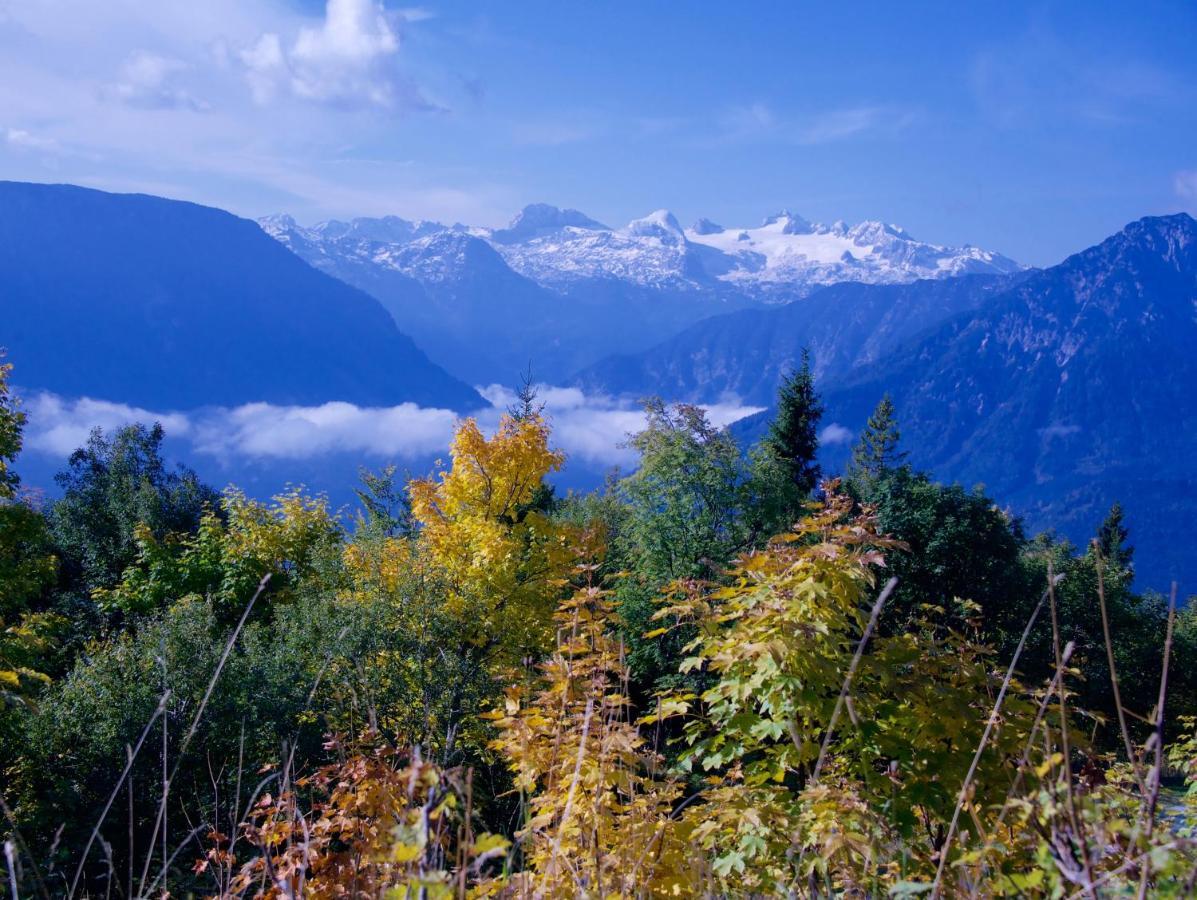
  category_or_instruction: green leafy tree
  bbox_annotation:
[49,423,219,595]
[861,467,1029,634]
[621,400,753,582]
[95,487,341,622]
[0,357,56,619]
[1015,535,1193,747]
[764,349,823,501]
[612,400,767,695]
[0,352,24,500]
[848,393,907,483]
[0,355,62,710]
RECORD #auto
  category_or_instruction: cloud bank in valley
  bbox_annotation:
[19,387,765,472]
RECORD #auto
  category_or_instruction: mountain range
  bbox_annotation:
[1,180,1191,589]
[0,182,481,412]
[261,205,1020,385]
[730,214,1197,590]
[573,272,1030,405]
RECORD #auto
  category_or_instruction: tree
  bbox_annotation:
[620,400,752,583]
[614,400,768,694]
[94,487,340,621]
[863,467,1028,634]
[764,349,823,500]
[506,364,546,422]
[1095,500,1133,573]
[647,489,1038,892]
[848,393,907,482]
[487,564,690,896]
[0,355,61,708]
[0,352,25,500]
[0,357,56,619]
[407,414,577,676]
[48,423,219,595]
[354,464,415,539]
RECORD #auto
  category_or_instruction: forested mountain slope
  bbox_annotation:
[739,213,1197,589]
[1,182,482,411]
[575,272,1028,404]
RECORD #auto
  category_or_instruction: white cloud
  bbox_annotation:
[0,0,506,225]
[819,423,855,446]
[240,33,287,104]
[20,387,764,472]
[242,0,421,109]
[479,384,764,467]
[193,400,458,459]
[22,394,192,456]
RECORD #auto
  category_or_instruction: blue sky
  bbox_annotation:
[2,0,1195,265]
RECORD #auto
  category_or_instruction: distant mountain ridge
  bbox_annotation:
[261,204,1021,384]
[0,182,483,411]
[264,204,1021,296]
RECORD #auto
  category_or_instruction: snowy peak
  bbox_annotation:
[682,211,1022,292]
[260,203,1022,299]
[622,209,685,242]
[490,203,608,245]
[310,215,446,244]
[761,210,814,235]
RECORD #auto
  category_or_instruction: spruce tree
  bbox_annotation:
[764,349,823,497]
[507,364,546,422]
[1096,501,1134,573]
[849,393,907,482]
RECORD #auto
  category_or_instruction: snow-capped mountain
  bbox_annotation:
[489,207,1021,293]
[258,204,1022,385]
[260,204,1021,300]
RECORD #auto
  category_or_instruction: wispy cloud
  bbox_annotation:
[795,106,910,145]
[0,0,500,224]
[720,102,777,139]
[1176,170,1197,207]
[109,51,210,111]
[970,26,1182,127]
[707,102,913,147]
[4,127,61,153]
[509,120,602,147]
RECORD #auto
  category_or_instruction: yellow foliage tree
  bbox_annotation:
[486,559,693,897]
[408,414,576,674]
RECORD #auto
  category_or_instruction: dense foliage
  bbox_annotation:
[1,354,1195,898]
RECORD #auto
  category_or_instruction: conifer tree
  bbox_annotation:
[849,393,907,483]
[1096,500,1134,573]
[764,349,823,498]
